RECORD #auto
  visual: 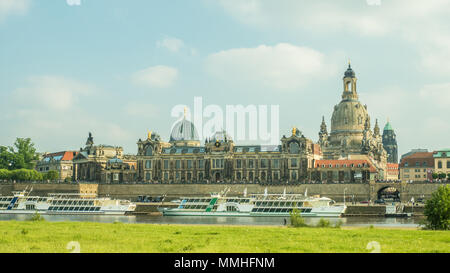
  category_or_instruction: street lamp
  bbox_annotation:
[344,188,347,206]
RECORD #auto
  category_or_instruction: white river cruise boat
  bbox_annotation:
[159,188,346,217]
[0,188,136,215]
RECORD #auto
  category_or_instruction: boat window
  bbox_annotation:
[263,208,270,212]
[251,208,258,212]
[74,207,79,211]
[95,207,100,211]
[275,208,282,213]
[269,208,276,212]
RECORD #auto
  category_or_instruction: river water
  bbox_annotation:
[0,214,422,228]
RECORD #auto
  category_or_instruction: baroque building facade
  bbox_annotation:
[318,63,388,180]
[73,133,137,183]
[136,115,321,184]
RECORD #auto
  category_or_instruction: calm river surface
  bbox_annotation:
[0,214,422,228]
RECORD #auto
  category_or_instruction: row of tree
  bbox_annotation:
[432,173,450,180]
[0,138,39,170]
[0,169,59,181]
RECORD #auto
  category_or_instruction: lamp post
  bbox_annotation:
[344,188,347,206]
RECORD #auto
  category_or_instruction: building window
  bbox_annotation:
[176,160,180,169]
[274,172,279,180]
[291,158,297,168]
[289,142,299,154]
[113,173,119,181]
[164,160,169,169]
[438,161,442,169]
[237,172,241,180]
[291,171,297,180]
[145,172,150,181]
[145,146,153,156]
[447,161,450,168]
[145,160,151,169]
[272,159,279,169]
[198,159,204,169]
[248,160,254,169]
[261,159,267,168]
[236,159,242,169]
[199,172,203,181]
[249,172,254,180]
[164,172,168,180]
[187,160,192,169]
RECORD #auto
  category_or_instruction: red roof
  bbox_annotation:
[43,151,78,161]
[399,152,434,168]
[315,159,377,173]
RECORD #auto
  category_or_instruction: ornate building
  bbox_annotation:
[73,133,137,183]
[318,63,388,179]
[382,120,398,163]
[136,115,320,183]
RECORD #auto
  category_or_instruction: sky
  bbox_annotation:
[0,0,449,157]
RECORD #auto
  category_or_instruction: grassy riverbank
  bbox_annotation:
[0,221,449,253]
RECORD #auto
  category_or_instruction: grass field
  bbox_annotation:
[0,220,449,253]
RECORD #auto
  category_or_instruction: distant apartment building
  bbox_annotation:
[433,149,450,178]
[36,151,79,180]
[399,151,434,182]
[386,163,399,181]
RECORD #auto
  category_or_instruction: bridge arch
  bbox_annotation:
[377,186,400,202]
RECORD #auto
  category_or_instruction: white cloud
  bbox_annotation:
[132,65,178,88]
[214,0,450,75]
[205,43,334,90]
[156,37,185,53]
[13,76,94,111]
[0,0,30,22]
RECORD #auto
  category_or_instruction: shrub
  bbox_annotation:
[45,170,59,181]
[28,212,45,222]
[64,176,72,183]
[289,206,308,227]
[334,220,343,228]
[432,173,438,179]
[438,173,446,179]
[316,218,331,228]
[424,185,450,230]
[0,169,12,180]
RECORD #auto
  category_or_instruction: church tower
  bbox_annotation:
[382,120,398,163]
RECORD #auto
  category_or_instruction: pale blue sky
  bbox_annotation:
[1,0,449,157]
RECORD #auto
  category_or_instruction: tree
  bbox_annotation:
[45,170,59,181]
[0,169,12,180]
[289,204,307,227]
[438,173,446,179]
[432,173,438,179]
[0,138,39,170]
[0,146,15,169]
[424,185,450,230]
[11,138,38,169]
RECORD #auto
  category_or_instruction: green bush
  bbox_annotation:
[28,212,45,222]
[432,173,438,179]
[45,170,59,181]
[316,218,331,228]
[334,220,343,228]
[64,176,72,183]
[289,206,308,227]
[0,169,12,180]
[424,185,450,230]
[438,173,446,179]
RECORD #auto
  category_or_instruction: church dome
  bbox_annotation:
[383,121,393,131]
[344,64,355,78]
[170,118,199,142]
[331,100,368,133]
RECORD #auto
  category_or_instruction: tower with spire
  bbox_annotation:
[382,119,398,163]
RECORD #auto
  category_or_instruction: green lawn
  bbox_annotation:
[0,220,449,253]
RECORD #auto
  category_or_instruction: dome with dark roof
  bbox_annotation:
[344,64,355,78]
[170,118,199,142]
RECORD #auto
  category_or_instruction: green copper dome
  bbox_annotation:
[384,121,393,131]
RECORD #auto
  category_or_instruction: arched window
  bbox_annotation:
[438,161,442,169]
[289,142,299,154]
[145,146,153,156]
